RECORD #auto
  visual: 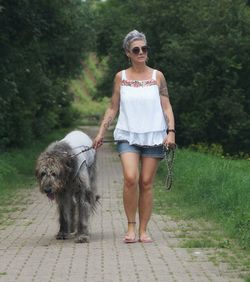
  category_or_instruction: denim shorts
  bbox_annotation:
[116,141,165,159]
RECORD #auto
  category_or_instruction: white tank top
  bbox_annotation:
[114,69,167,146]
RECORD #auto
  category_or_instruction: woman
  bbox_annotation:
[93,30,175,243]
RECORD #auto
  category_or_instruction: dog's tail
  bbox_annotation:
[85,191,100,213]
[92,194,101,213]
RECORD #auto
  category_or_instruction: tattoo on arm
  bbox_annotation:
[101,74,120,130]
[103,116,113,129]
[159,76,169,97]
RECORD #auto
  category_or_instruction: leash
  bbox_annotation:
[67,140,116,158]
[68,146,93,158]
[163,144,177,190]
[68,142,177,191]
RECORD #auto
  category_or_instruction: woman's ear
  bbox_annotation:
[125,50,130,58]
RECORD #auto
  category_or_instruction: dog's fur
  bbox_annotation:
[35,131,98,243]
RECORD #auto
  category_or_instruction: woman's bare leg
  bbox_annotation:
[138,157,160,241]
[120,153,140,239]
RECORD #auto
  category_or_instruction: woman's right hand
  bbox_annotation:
[92,133,104,149]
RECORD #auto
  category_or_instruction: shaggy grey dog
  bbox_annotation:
[35,130,99,243]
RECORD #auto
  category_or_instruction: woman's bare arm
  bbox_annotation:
[158,71,175,146]
[93,72,121,148]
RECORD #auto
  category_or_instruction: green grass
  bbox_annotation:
[154,148,250,280]
[85,53,104,82]
[83,73,96,97]
[70,53,109,124]
[154,149,250,249]
[70,78,108,121]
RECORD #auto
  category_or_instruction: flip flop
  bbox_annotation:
[123,234,137,244]
[138,236,153,243]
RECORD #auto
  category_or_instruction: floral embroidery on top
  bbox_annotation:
[121,79,157,87]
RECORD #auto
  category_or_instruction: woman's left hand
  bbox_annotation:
[163,132,176,149]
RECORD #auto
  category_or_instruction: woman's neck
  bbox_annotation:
[131,63,148,73]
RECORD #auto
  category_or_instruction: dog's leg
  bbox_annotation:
[89,158,100,207]
[57,203,68,240]
[70,195,76,234]
[56,193,71,240]
[75,194,91,243]
[75,165,91,243]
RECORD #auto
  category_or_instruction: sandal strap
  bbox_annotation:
[128,221,136,224]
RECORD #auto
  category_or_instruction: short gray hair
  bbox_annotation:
[122,30,147,51]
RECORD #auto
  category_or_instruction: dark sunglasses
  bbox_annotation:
[131,45,148,55]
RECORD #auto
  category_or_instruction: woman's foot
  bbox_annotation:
[123,233,137,243]
[123,222,137,244]
[138,233,153,243]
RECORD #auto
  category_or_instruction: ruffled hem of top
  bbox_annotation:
[113,128,167,147]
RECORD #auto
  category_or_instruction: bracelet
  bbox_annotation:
[167,129,176,134]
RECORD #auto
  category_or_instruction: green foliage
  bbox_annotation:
[189,143,224,157]
[0,0,95,149]
[70,77,108,119]
[94,0,250,155]
[70,53,109,122]
[155,149,250,249]
[85,54,103,82]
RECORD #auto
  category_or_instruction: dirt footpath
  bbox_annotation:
[0,127,243,282]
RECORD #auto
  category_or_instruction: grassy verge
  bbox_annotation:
[70,53,109,125]
[154,148,250,280]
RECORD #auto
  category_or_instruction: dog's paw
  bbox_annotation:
[56,232,69,240]
[75,234,89,243]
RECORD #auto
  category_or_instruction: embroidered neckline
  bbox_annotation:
[121,79,157,87]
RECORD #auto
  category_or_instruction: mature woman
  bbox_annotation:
[93,30,175,243]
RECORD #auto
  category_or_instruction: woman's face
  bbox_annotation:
[127,40,148,64]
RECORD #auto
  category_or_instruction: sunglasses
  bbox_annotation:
[131,45,148,55]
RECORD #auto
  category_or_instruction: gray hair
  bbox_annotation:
[122,30,147,51]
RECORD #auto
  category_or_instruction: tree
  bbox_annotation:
[0,0,95,149]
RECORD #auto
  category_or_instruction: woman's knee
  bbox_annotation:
[139,178,153,191]
[124,174,138,188]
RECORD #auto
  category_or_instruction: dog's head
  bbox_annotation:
[35,151,72,200]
